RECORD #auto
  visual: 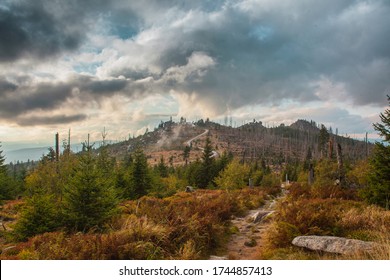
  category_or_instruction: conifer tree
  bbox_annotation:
[114,153,134,199]
[97,128,115,176]
[0,144,13,200]
[97,144,115,176]
[0,145,7,174]
[303,147,312,170]
[183,145,191,165]
[216,150,233,173]
[41,147,56,163]
[131,147,152,198]
[63,145,118,232]
[318,124,329,158]
[0,144,23,200]
[26,148,73,199]
[198,137,216,188]
[13,148,77,239]
[13,193,60,240]
[157,155,169,178]
[202,137,214,166]
[124,153,134,168]
[361,95,390,208]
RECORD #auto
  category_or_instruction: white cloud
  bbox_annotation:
[164,52,216,83]
[312,76,348,102]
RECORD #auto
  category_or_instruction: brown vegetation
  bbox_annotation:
[258,183,390,260]
[0,187,278,260]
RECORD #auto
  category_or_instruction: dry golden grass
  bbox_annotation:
[258,183,390,260]
[368,237,390,260]
[176,239,201,260]
[2,215,170,260]
[1,187,277,260]
[0,200,24,220]
[340,205,390,233]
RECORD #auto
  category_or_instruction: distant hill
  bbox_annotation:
[98,119,373,166]
[5,147,49,163]
[4,143,85,164]
[4,119,372,165]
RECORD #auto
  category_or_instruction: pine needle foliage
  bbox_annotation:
[361,95,390,209]
[63,147,118,232]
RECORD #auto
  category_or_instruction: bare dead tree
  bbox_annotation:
[102,127,108,146]
[328,137,334,159]
[55,132,60,162]
[336,143,344,185]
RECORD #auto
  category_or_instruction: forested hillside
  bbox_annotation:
[0,100,389,260]
[93,117,373,168]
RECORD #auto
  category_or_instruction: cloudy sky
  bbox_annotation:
[0,0,389,151]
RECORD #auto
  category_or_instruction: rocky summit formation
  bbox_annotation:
[292,235,376,255]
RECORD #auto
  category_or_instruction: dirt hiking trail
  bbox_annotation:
[210,193,282,260]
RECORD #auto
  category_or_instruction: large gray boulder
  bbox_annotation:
[292,235,375,255]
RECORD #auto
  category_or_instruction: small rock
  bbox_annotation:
[230,226,240,234]
[268,200,276,208]
[244,239,257,247]
[251,211,274,223]
[209,255,228,260]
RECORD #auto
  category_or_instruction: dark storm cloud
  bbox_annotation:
[0,81,72,118]
[0,74,133,124]
[0,0,114,62]
[0,78,17,92]
[149,9,320,111]
[117,0,390,110]
[0,3,78,61]
[17,114,87,126]
[77,76,129,97]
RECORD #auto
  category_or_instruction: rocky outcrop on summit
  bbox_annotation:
[289,119,319,132]
[292,236,376,255]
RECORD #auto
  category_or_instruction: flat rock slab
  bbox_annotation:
[292,235,375,255]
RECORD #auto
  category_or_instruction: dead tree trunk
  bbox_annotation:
[328,137,334,159]
[308,163,314,185]
[336,143,344,185]
[55,132,60,161]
